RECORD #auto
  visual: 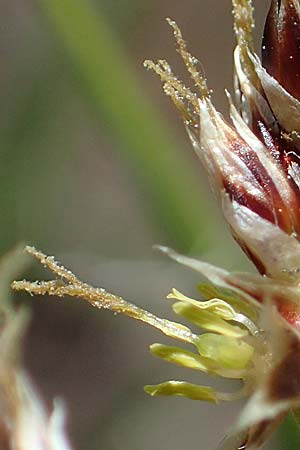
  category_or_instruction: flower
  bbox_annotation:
[142,0,300,447]
[11,246,265,446]
[11,1,300,449]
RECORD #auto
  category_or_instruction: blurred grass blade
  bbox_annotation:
[40,0,219,252]
[280,413,300,450]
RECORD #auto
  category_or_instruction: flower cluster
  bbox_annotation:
[12,1,300,449]
[144,0,300,447]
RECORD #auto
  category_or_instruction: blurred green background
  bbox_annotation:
[2,0,295,449]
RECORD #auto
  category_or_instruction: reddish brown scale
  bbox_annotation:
[242,418,283,450]
[269,337,300,399]
[226,273,300,329]
[277,301,300,328]
[235,339,300,449]
[262,0,282,84]
[262,0,300,100]
[231,232,267,275]
[249,120,300,237]
[218,124,300,237]
[225,125,286,211]
[223,178,276,224]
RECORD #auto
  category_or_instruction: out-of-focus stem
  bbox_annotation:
[40,0,219,252]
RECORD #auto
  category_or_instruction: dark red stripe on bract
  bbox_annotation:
[231,231,267,275]
[252,120,300,238]
[221,121,299,236]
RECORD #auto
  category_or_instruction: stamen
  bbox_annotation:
[217,386,249,402]
[234,312,260,336]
